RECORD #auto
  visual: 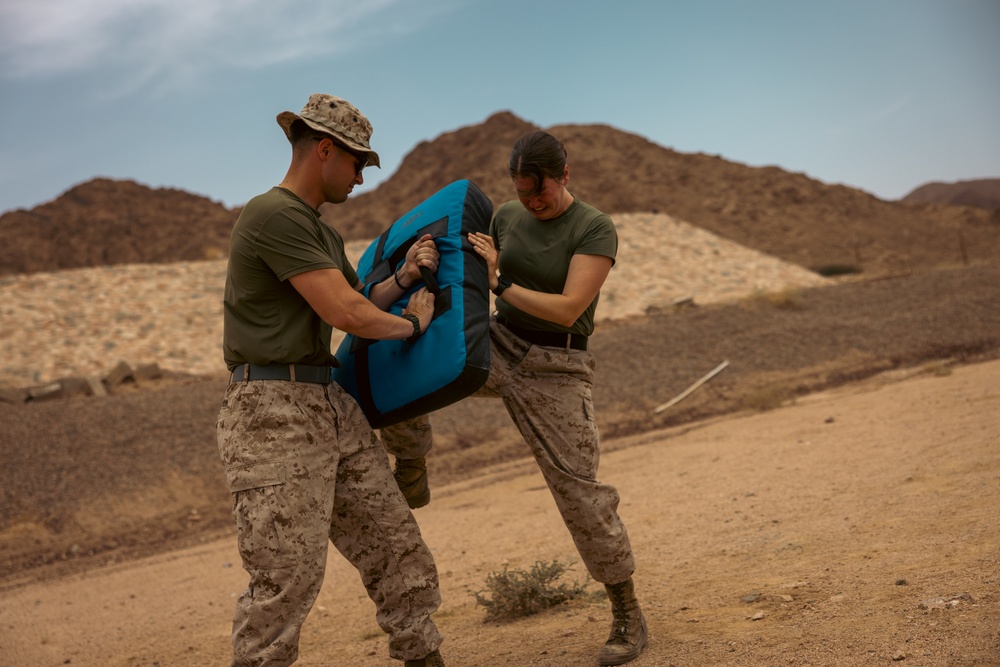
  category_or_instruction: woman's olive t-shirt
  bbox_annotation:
[491,198,617,337]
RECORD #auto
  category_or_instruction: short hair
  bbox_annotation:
[288,118,335,147]
[287,119,361,162]
[508,131,568,197]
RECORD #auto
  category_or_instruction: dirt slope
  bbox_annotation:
[1,359,997,666]
[1,262,997,585]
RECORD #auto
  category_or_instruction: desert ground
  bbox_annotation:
[1,255,998,666]
[0,357,997,666]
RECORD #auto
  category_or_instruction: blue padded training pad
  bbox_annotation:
[333,179,493,428]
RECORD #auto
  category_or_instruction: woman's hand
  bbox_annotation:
[468,232,499,289]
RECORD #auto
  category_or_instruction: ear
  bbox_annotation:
[560,164,570,185]
[316,137,334,161]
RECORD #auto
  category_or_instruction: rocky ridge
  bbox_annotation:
[2,113,998,280]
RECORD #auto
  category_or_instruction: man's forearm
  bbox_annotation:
[339,299,418,340]
[367,266,413,310]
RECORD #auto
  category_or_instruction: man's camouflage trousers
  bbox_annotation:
[217,378,443,666]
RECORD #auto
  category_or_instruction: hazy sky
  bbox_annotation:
[1,0,998,215]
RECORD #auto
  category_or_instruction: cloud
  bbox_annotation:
[0,0,429,87]
[856,94,914,128]
[824,94,915,139]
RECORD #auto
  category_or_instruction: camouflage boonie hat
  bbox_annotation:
[277,93,381,168]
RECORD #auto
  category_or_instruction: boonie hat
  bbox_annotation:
[277,93,381,168]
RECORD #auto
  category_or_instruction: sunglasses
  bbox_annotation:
[321,136,367,176]
[350,152,368,177]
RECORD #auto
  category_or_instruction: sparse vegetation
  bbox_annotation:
[202,245,226,260]
[921,361,953,377]
[814,264,861,277]
[741,386,789,412]
[474,560,590,622]
[748,288,805,310]
[359,627,383,641]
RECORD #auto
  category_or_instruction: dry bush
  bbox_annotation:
[748,287,806,310]
[474,560,590,622]
[741,386,789,412]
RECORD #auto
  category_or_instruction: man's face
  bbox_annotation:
[321,143,366,204]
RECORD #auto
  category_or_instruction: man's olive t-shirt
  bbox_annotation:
[223,187,359,369]
[491,198,617,337]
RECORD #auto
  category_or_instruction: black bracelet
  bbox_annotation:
[393,268,409,290]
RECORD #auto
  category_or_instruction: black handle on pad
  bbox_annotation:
[420,265,442,295]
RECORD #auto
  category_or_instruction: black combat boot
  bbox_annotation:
[599,578,648,665]
[393,456,430,509]
[404,648,444,666]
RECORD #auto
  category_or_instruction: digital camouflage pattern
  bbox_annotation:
[276,93,381,167]
[383,318,635,585]
[218,379,442,666]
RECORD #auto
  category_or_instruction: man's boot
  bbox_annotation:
[599,578,648,666]
[404,649,444,666]
[393,457,430,509]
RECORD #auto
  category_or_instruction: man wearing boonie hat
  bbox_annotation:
[217,93,447,667]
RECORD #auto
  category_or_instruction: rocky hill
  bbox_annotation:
[901,177,1000,210]
[0,179,238,275]
[1,111,997,277]
[334,112,999,276]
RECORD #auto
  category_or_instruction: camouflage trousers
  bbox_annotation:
[217,379,443,666]
[382,317,636,585]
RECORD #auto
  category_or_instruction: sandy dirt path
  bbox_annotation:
[1,360,998,667]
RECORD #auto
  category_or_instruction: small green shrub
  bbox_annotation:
[474,560,589,622]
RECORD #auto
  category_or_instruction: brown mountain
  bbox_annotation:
[2,111,997,277]
[902,178,1000,209]
[334,111,999,276]
[0,178,239,276]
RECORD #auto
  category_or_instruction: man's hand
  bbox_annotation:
[399,234,440,287]
[402,287,436,334]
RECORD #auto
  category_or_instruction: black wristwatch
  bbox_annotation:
[492,274,512,297]
[401,313,422,339]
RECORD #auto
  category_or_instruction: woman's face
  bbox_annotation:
[513,167,570,221]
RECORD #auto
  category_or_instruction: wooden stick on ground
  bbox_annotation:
[653,360,730,414]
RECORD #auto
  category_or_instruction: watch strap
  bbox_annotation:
[492,274,512,297]
[401,313,421,339]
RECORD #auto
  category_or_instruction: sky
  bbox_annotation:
[1,0,998,215]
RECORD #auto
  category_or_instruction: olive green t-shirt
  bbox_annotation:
[222,187,360,369]
[491,198,617,337]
